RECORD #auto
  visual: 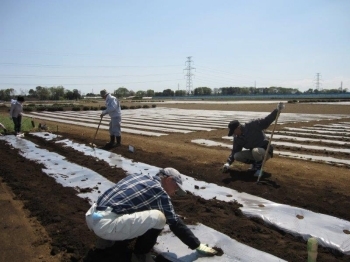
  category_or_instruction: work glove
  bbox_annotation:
[277,102,285,111]
[196,243,217,256]
[222,163,230,173]
[100,113,105,118]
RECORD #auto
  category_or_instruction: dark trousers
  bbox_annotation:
[12,115,22,134]
[134,228,162,254]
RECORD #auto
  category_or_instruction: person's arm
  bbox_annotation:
[256,109,278,130]
[169,219,217,256]
[169,218,200,249]
[227,137,242,164]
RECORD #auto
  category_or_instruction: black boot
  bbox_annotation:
[253,161,263,177]
[116,136,121,147]
[104,136,115,149]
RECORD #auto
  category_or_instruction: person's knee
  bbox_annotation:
[150,210,166,229]
[252,148,267,162]
[233,152,245,163]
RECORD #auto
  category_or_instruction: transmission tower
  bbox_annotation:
[315,73,322,91]
[184,56,195,95]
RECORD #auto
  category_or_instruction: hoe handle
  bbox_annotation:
[257,110,281,183]
[92,116,103,145]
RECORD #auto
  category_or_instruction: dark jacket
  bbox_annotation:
[227,109,278,164]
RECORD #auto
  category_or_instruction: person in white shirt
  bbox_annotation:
[100,89,122,148]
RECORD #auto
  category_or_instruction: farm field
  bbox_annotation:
[0,101,350,262]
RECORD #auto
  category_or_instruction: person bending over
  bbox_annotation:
[223,102,285,177]
[86,167,217,262]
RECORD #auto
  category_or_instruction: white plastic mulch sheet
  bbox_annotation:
[3,132,350,256]
[24,108,349,137]
[0,134,286,261]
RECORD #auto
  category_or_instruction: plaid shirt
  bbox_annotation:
[97,173,179,225]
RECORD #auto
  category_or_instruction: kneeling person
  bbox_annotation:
[222,102,285,177]
[86,167,217,262]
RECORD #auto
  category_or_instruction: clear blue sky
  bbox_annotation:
[1,0,349,95]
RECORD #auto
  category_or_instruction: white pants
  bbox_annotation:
[86,203,166,241]
[109,116,121,137]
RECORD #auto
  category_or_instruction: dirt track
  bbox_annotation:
[0,102,350,262]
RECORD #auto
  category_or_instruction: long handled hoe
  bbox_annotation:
[90,116,103,148]
[257,110,281,183]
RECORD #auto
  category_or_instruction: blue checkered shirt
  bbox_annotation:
[97,173,180,225]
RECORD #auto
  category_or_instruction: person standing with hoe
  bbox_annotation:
[222,102,285,177]
[99,89,121,149]
[9,96,25,136]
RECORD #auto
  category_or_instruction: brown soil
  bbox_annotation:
[1,102,350,262]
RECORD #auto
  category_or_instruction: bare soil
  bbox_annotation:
[1,102,350,262]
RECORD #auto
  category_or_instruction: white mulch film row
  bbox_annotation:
[25,107,350,167]
[1,131,350,261]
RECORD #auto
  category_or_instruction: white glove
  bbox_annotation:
[277,102,285,111]
[196,243,217,256]
[222,163,230,172]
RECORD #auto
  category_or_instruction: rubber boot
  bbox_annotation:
[253,161,263,177]
[116,136,121,147]
[104,135,115,149]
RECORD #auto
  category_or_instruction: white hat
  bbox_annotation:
[159,168,186,196]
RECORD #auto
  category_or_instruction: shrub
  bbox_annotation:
[152,104,157,108]
[142,105,150,108]
[83,106,90,111]
[23,107,34,112]
[72,107,81,111]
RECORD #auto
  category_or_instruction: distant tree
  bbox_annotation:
[65,90,73,100]
[175,90,187,96]
[72,89,81,100]
[146,89,155,97]
[36,86,51,100]
[162,89,174,96]
[194,87,212,96]
[114,87,129,98]
[50,86,65,100]
[28,89,37,98]
[0,88,15,101]
[136,90,146,97]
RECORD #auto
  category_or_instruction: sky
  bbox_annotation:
[1,0,349,95]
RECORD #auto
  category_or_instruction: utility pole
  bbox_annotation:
[184,56,195,95]
[315,73,321,91]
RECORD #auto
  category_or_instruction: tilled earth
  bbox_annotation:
[0,102,350,262]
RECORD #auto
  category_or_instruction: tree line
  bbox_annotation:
[0,85,347,101]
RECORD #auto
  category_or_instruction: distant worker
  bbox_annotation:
[86,167,217,262]
[9,96,25,136]
[99,89,122,149]
[222,102,285,177]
